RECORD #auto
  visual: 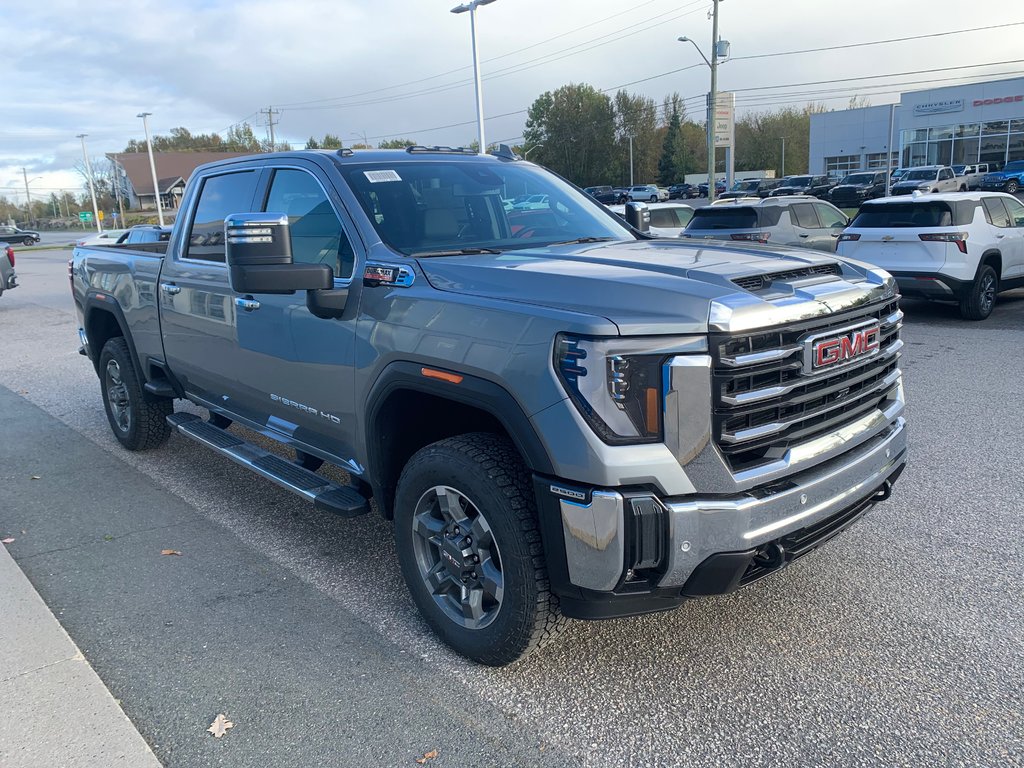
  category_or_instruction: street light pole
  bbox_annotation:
[451,0,497,154]
[76,134,102,233]
[137,112,165,226]
[708,0,720,202]
[22,168,32,225]
[780,136,786,176]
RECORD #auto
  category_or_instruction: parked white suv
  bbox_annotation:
[608,202,693,237]
[837,192,1024,319]
[626,184,668,202]
[890,165,964,196]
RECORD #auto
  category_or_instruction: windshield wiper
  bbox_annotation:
[412,247,503,258]
[545,236,618,246]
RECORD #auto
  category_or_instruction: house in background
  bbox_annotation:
[108,152,247,211]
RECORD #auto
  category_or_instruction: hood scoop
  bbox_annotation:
[733,264,841,292]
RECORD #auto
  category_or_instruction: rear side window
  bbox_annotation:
[687,207,758,229]
[814,203,847,228]
[983,198,1012,228]
[650,208,692,228]
[186,171,258,262]
[1002,197,1024,227]
[852,202,958,228]
[790,203,820,229]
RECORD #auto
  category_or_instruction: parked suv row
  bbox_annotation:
[770,175,833,199]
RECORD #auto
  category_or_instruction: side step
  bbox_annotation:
[166,412,370,518]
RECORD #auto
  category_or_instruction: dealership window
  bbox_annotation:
[866,152,896,170]
[983,120,1010,135]
[824,155,860,178]
[955,123,980,138]
[980,134,1009,166]
[928,126,954,140]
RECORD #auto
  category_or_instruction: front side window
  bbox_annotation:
[264,169,355,279]
[939,169,954,181]
[186,171,258,262]
[342,161,633,255]
[814,203,847,228]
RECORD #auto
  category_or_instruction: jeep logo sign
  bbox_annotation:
[803,322,881,375]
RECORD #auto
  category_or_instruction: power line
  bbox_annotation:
[732,21,1024,62]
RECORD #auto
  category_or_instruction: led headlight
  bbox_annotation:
[555,334,670,444]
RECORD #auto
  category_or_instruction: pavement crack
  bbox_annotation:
[0,653,85,685]
[17,519,204,561]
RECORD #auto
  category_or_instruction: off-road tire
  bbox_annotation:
[98,337,173,450]
[394,433,567,666]
[1006,179,1019,194]
[959,264,998,321]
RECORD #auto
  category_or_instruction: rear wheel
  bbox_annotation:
[1006,180,1019,194]
[959,264,998,320]
[394,433,566,666]
[98,337,173,450]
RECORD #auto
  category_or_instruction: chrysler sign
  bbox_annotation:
[913,98,964,116]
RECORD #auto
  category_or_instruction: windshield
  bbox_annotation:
[731,180,760,191]
[342,161,633,254]
[784,176,811,186]
[903,169,937,181]
[841,173,876,185]
[951,165,967,174]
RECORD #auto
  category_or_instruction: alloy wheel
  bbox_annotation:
[104,359,132,433]
[411,485,503,630]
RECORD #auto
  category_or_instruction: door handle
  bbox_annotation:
[160,282,181,295]
[235,296,261,312]
[798,233,809,238]
[996,234,1005,239]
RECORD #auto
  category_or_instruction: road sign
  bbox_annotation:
[98,210,104,221]
[79,212,93,222]
[713,91,735,148]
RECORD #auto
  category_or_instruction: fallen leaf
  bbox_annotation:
[207,713,234,738]
[415,750,439,764]
[161,549,182,556]
[1,537,14,545]
[30,475,41,480]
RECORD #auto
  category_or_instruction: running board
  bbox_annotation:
[166,412,370,518]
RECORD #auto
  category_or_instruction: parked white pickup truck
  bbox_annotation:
[952,163,990,191]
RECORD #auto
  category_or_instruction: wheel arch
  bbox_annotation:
[82,294,143,377]
[980,250,1002,278]
[364,362,555,519]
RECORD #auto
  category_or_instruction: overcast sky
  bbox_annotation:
[2,0,1021,201]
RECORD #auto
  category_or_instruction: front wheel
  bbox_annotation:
[98,337,173,450]
[394,433,566,666]
[1006,180,1019,194]
[649,195,657,202]
[23,237,34,246]
[959,265,998,320]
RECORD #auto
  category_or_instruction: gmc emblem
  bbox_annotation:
[803,322,881,375]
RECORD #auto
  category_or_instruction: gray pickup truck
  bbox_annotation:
[71,147,907,665]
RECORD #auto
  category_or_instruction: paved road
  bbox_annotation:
[2,249,1023,767]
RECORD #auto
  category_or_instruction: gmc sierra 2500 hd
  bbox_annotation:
[71,147,907,665]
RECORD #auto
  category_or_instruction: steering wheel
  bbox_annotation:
[512,226,562,239]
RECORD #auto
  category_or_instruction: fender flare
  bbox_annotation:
[82,292,145,378]
[364,361,555,483]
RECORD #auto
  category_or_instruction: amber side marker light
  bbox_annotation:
[421,367,464,385]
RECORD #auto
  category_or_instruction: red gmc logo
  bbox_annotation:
[810,324,881,371]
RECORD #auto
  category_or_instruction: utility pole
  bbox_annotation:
[22,168,31,225]
[707,0,720,202]
[261,106,280,151]
[76,134,102,233]
[137,113,165,226]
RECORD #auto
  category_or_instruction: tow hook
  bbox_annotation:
[873,480,893,503]
[752,541,786,570]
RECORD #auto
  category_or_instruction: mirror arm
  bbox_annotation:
[307,286,349,319]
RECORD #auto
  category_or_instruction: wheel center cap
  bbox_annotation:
[440,533,470,577]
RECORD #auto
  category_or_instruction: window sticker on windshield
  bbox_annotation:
[364,170,402,183]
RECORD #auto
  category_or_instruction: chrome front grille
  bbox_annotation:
[709,298,902,473]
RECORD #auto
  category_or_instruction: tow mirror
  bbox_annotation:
[625,201,650,233]
[224,213,333,295]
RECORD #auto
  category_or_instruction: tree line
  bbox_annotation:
[524,83,825,187]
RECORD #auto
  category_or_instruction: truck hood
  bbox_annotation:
[416,239,890,335]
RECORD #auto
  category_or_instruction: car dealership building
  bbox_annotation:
[809,76,1024,178]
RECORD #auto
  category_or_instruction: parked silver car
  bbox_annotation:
[0,242,18,298]
[681,196,850,252]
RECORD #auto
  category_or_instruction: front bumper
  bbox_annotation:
[537,415,907,619]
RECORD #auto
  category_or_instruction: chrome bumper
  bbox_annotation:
[4,271,16,290]
[558,415,907,592]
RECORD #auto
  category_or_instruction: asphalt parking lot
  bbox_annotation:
[2,248,1023,767]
